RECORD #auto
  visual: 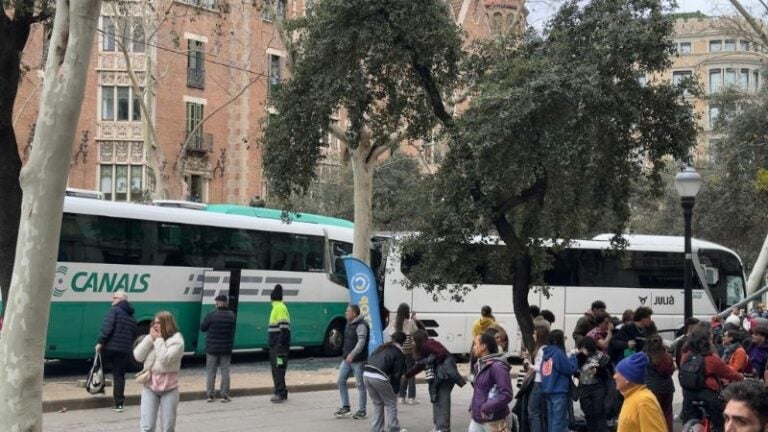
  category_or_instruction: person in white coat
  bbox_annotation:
[134,311,185,432]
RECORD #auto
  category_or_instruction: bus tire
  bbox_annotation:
[320,319,345,357]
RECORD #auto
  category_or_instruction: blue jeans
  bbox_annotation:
[338,360,366,412]
[528,382,544,432]
[547,392,569,432]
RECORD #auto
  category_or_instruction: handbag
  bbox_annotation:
[86,352,105,395]
[135,367,152,385]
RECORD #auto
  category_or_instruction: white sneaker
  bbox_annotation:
[398,397,405,404]
[407,398,418,405]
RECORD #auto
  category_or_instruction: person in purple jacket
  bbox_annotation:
[540,330,578,432]
[469,332,514,432]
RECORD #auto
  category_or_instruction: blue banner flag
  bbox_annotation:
[343,257,383,354]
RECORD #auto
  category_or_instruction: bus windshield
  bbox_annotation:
[697,248,745,311]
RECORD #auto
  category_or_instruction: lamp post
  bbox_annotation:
[675,164,702,321]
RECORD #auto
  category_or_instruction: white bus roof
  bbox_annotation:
[63,197,353,242]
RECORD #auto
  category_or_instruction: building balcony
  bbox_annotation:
[185,132,213,154]
[187,67,205,89]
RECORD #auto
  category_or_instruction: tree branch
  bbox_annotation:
[728,0,768,47]
[493,177,548,216]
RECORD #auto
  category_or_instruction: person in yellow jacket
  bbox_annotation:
[268,284,291,403]
[614,352,667,432]
[471,305,495,338]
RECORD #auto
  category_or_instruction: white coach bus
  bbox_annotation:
[382,234,747,354]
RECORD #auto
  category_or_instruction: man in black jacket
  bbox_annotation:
[364,332,407,432]
[95,291,137,412]
[609,306,654,364]
[200,294,236,402]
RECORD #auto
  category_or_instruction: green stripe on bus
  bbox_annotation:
[44,300,347,359]
[205,204,354,228]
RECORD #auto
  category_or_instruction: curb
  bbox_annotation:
[44,378,428,413]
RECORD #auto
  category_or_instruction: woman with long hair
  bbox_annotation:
[469,332,514,432]
[575,336,611,432]
[680,323,743,432]
[644,334,675,432]
[133,311,185,432]
[385,302,419,404]
[721,329,749,374]
[527,323,551,432]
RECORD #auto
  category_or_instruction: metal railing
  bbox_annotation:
[185,131,213,153]
[187,67,205,89]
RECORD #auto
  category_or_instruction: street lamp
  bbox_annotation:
[674,164,703,321]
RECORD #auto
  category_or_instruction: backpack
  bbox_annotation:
[86,352,105,395]
[679,353,707,390]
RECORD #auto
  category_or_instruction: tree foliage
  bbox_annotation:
[402,0,698,351]
[262,0,462,199]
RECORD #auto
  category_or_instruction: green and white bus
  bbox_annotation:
[16,195,355,359]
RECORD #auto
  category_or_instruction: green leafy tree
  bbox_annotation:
[0,0,53,314]
[402,0,698,351]
[262,0,462,264]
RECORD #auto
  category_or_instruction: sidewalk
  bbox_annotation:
[43,363,471,413]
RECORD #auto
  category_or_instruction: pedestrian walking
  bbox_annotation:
[644,335,675,432]
[384,303,419,404]
[200,294,236,403]
[528,323,550,432]
[95,291,137,413]
[268,284,291,403]
[679,323,743,432]
[334,304,369,419]
[574,336,611,432]
[614,352,667,432]
[540,329,577,432]
[405,329,466,432]
[572,300,606,345]
[469,332,514,432]
[133,311,184,432]
[364,331,407,432]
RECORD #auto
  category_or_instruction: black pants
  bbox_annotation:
[580,384,607,432]
[103,350,129,406]
[269,347,288,398]
[682,388,724,432]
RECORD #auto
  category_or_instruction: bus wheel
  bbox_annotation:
[320,320,345,357]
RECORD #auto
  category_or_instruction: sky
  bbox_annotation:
[526,0,764,29]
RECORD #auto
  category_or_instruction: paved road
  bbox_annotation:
[44,384,468,432]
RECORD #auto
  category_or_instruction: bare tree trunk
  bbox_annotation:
[351,142,374,264]
[512,252,535,353]
[0,0,101,429]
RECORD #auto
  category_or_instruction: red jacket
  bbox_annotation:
[405,339,449,378]
[681,352,743,392]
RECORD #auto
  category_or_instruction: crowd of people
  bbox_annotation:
[94,288,768,432]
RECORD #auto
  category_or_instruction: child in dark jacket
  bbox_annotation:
[541,330,577,432]
[469,333,514,432]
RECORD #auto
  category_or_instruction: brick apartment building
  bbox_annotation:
[13,0,525,204]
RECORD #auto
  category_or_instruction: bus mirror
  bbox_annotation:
[704,266,719,285]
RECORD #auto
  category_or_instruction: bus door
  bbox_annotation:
[231,269,268,350]
[195,269,240,355]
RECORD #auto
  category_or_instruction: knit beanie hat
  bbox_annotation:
[270,284,283,301]
[616,352,649,385]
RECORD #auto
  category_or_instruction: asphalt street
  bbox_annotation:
[43,383,468,432]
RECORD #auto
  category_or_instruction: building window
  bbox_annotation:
[268,54,282,97]
[740,40,750,51]
[724,68,737,87]
[102,17,116,51]
[709,40,722,52]
[753,70,760,91]
[678,42,692,54]
[492,12,503,34]
[740,69,750,91]
[262,0,287,21]
[709,69,722,94]
[187,40,205,89]
[132,22,146,53]
[708,105,720,129]
[188,174,207,202]
[186,102,204,146]
[100,164,144,202]
[672,70,692,95]
[101,86,142,121]
[724,39,736,51]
